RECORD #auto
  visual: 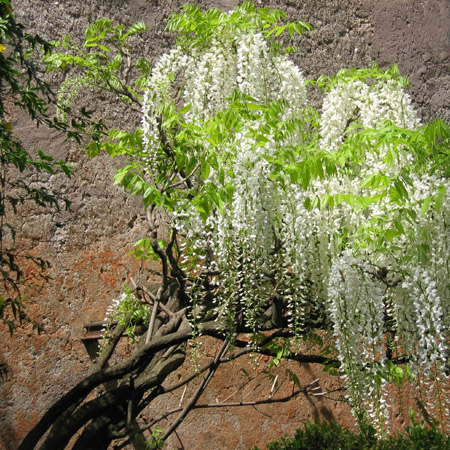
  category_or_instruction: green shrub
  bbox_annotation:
[251,420,450,450]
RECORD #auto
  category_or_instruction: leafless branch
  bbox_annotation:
[130,377,330,441]
[92,316,130,372]
[140,287,177,319]
[269,375,278,399]
[145,300,159,344]
[178,385,187,407]
[162,339,230,441]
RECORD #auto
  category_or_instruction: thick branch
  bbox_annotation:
[40,387,130,450]
[42,344,186,450]
[19,321,224,450]
[146,207,168,285]
[92,315,130,372]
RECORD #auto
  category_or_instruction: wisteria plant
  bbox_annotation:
[21,2,450,449]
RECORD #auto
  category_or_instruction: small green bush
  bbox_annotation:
[251,420,450,450]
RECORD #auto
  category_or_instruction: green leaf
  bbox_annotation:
[130,179,144,196]
[393,219,405,234]
[87,141,100,157]
[385,229,399,242]
[175,152,187,171]
[240,368,250,378]
[394,180,408,199]
[320,194,333,209]
[246,102,263,111]
[314,157,324,178]
[143,186,159,207]
[304,197,312,210]
[288,23,294,39]
[37,150,54,161]
[218,167,225,185]
[420,195,433,216]
[305,331,323,347]
[294,20,313,34]
[389,186,400,203]
[180,103,192,114]
[285,368,300,387]
[201,161,210,180]
[435,185,447,212]
[195,196,211,219]
[186,156,198,175]
[124,21,146,38]
[406,208,417,221]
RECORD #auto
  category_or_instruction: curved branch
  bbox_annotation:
[92,315,130,372]
[19,321,224,450]
[40,387,130,450]
[41,344,186,450]
[71,415,113,450]
[21,319,344,449]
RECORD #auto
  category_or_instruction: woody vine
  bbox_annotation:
[20,2,450,449]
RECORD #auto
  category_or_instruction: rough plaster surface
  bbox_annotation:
[1,0,449,449]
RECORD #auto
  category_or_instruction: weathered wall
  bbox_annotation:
[1,0,449,449]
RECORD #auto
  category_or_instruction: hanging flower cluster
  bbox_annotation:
[137,4,450,431]
[320,78,419,151]
[328,253,390,430]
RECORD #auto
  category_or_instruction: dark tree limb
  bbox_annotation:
[92,316,130,372]
[39,387,130,450]
[71,415,114,450]
[20,310,343,450]
[19,321,225,450]
[40,342,186,450]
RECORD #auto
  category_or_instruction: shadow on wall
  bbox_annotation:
[301,362,337,424]
[0,359,16,450]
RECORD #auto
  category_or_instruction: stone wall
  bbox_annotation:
[1,0,449,449]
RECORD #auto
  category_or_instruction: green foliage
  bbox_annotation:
[263,337,292,368]
[45,18,149,110]
[102,286,151,344]
[148,427,164,449]
[407,412,449,450]
[0,0,76,332]
[167,1,312,52]
[315,63,410,91]
[251,420,450,450]
[133,427,164,449]
[380,361,413,388]
[43,7,314,233]
[266,112,450,266]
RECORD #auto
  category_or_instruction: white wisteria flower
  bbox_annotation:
[140,7,450,431]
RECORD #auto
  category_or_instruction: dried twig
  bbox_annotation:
[179,385,187,407]
[269,375,278,399]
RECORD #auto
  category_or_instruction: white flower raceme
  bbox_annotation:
[328,253,391,430]
[104,292,127,323]
[320,78,419,151]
